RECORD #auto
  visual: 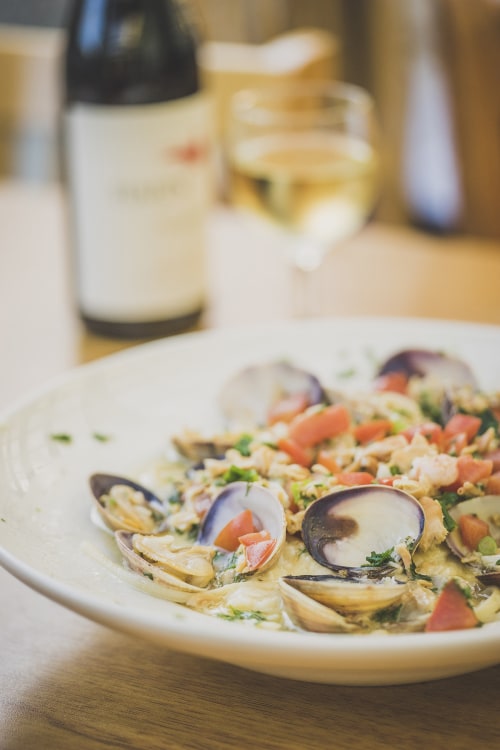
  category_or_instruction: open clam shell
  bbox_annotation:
[279,578,356,633]
[115,531,212,602]
[447,495,500,585]
[90,473,169,534]
[377,349,477,387]
[281,574,407,616]
[197,481,286,574]
[301,485,425,575]
[219,361,325,428]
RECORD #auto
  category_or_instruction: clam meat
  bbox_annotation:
[90,473,168,534]
[115,530,212,602]
[447,495,500,585]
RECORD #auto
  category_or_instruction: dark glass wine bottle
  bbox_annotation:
[64,0,211,339]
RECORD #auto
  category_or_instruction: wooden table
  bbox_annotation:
[1,179,500,749]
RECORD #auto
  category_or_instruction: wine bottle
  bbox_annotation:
[63,0,211,338]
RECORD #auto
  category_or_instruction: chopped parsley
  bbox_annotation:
[409,561,432,582]
[373,604,402,624]
[218,607,266,622]
[233,434,253,456]
[477,408,499,436]
[217,465,259,485]
[290,480,320,508]
[50,433,72,444]
[436,492,459,532]
[214,550,238,571]
[92,432,112,442]
[363,548,395,567]
[336,367,357,380]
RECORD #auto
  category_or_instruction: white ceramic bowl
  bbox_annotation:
[1,317,500,685]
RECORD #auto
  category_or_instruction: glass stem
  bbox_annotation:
[290,240,325,318]
[290,265,321,318]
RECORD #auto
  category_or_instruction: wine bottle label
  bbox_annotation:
[65,93,211,322]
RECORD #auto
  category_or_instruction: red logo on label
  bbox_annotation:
[166,141,207,164]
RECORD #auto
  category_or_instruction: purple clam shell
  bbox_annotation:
[377,348,477,388]
[197,481,284,547]
[89,473,164,513]
[219,361,325,427]
[302,485,425,574]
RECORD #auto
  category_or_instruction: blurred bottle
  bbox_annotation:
[63,0,211,338]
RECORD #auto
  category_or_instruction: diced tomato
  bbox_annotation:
[335,471,373,487]
[373,371,408,394]
[444,414,482,442]
[316,449,341,474]
[288,404,351,447]
[486,471,500,494]
[458,513,491,551]
[353,419,392,445]
[484,449,500,472]
[456,454,493,485]
[277,436,314,467]
[425,580,479,632]
[244,539,276,571]
[238,529,271,546]
[402,421,443,447]
[214,509,256,551]
[267,392,309,425]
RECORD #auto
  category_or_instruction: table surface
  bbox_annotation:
[2,179,500,749]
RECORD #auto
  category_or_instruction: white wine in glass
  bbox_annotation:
[228,82,380,314]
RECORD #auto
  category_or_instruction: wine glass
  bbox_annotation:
[226,81,380,317]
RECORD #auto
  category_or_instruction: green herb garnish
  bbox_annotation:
[92,432,112,442]
[233,434,253,457]
[217,465,259,485]
[477,409,499,436]
[373,604,402,624]
[363,548,395,567]
[218,607,266,622]
[437,492,460,532]
[409,561,432,582]
[336,367,356,380]
[50,433,72,444]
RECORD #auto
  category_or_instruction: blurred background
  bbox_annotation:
[0,0,499,237]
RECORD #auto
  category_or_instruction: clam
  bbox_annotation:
[446,495,500,585]
[281,575,406,616]
[301,485,425,575]
[377,348,477,388]
[198,481,286,574]
[171,431,235,462]
[90,473,169,534]
[115,531,212,602]
[219,361,325,428]
[279,578,357,633]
